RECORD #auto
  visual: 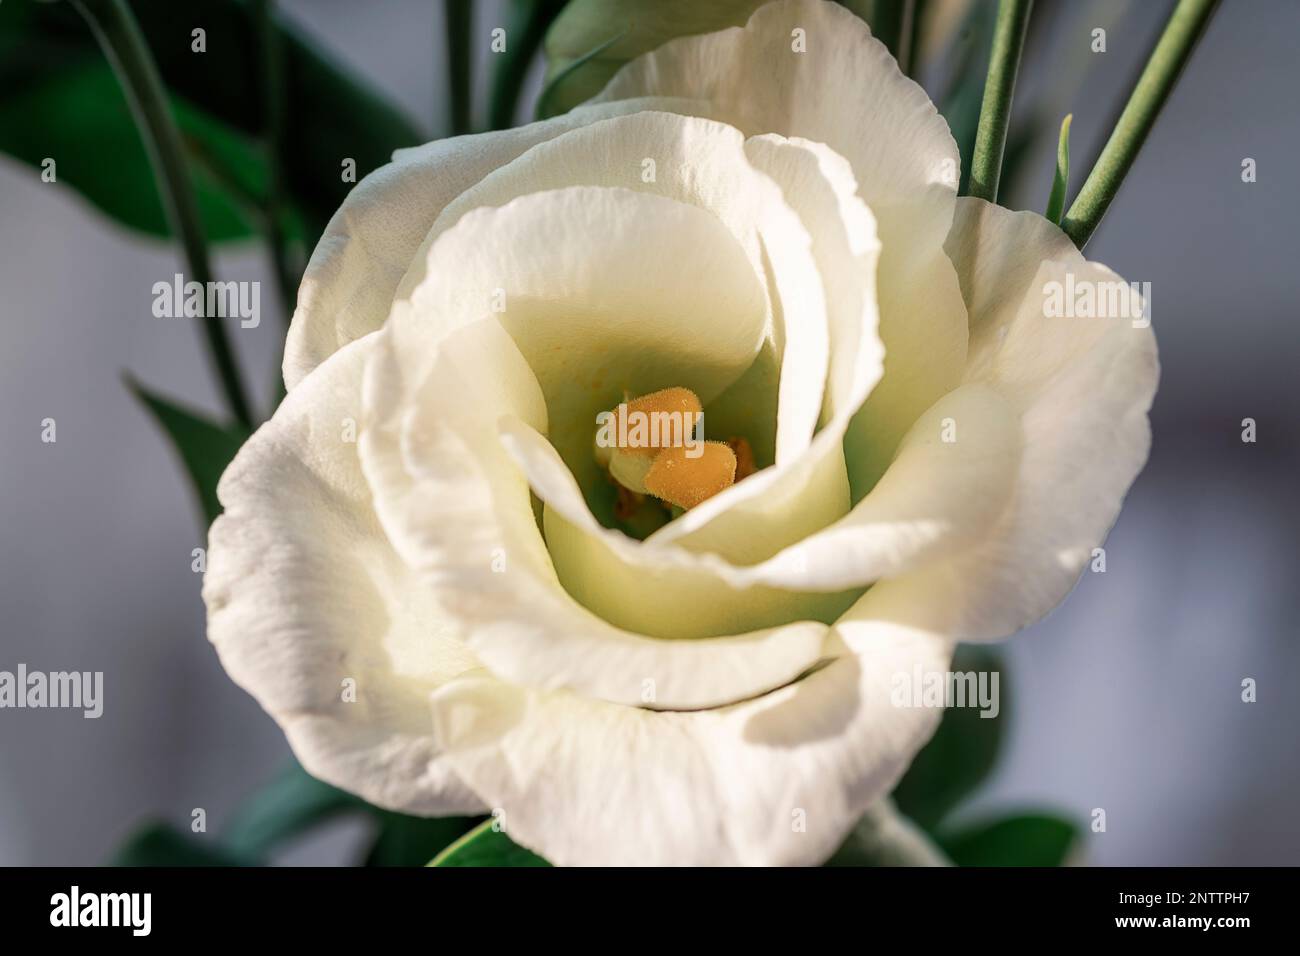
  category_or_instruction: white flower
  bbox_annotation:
[204,0,1157,865]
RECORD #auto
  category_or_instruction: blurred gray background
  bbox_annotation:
[1,0,1296,865]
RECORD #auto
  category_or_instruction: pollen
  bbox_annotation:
[614,386,703,456]
[643,442,737,511]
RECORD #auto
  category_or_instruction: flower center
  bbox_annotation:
[594,387,755,516]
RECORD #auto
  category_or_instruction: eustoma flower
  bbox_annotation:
[204,0,1157,865]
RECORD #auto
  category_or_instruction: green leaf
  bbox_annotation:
[0,0,422,242]
[536,28,629,120]
[0,2,270,242]
[428,820,551,867]
[364,813,478,867]
[0,57,266,241]
[937,813,1079,867]
[111,822,252,867]
[127,380,248,526]
[538,0,767,118]
[122,0,424,232]
[891,645,1006,831]
[1044,113,1072,224]
[220,761,363,860]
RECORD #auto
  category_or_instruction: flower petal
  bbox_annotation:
[592,0,970,492]
[360,318,830,709]
[499,415,859,639]
[397,182,779,526]
[204,333,483,815]
[884,198,1159,640]
[392,110,830,470]
[428,581,955,867]
[282,98,724,391]
[512,381,1019,611]
[648,133,881,562]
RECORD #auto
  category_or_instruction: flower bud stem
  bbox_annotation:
[72,0,255,431]
[967,0,1034,205]
[1061,0,1220,250]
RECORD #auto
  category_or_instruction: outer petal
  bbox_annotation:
[882,198,1159,640]
[204,334,483,815]
[592,0,970,492]
[429,581,955,867]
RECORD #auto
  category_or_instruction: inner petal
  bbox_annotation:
[397,184,769,529]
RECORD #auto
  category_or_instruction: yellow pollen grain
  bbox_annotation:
[643,441,737,511]
[615,386,703,456]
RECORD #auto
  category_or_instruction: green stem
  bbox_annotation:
[444,0,473,135]
[1061,0,1219,249]
[253,0,296,330]
[488,0,563,130]
[72,0,254,430]
[967,0,1033,203]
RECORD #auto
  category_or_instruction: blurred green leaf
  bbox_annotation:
[429,820,551,867]
[111,822,252,866]
[365,813,478,867]
[128,380,248,526]
[938,813,1079,866]
[220,761,363,860]
[221,760,475,866]
[891,645,1006,831]
[536,28,628,120]
[539,0,767,117]
[0,56,269,241]
[0,0,422,242]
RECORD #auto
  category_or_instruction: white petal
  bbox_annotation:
[483,142,1012,605]
[596,0,957,219]
[885,198,1159,640]
[592,0,970,492]
[429,582,955,867]
[481,134,930,637]
[736,381,1022,591]
[204,333,483,815]
[283,98,725,391]
[392,182,778,520]
[499,416,859,639]
[360,319,829,710]
[511,382,1018,608]
[392,110,830,470]
[648,133,881,561]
